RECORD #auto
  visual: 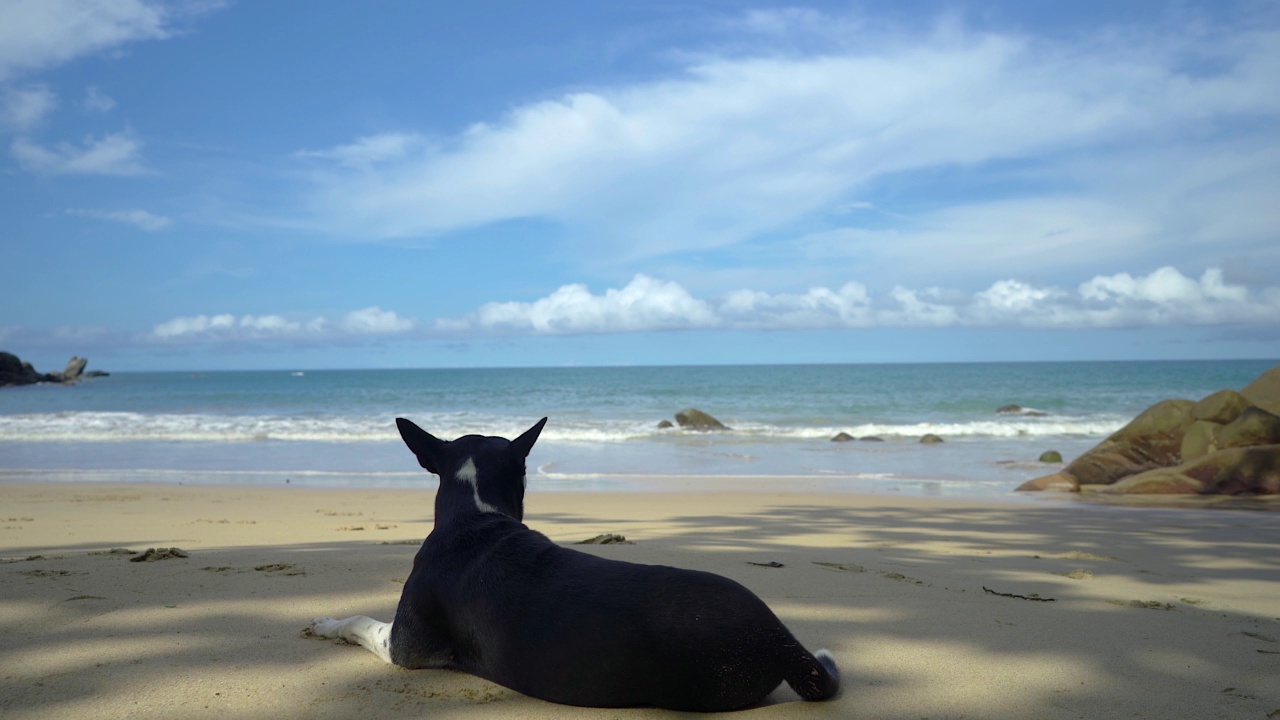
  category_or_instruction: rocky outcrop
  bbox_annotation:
[1,352,103,387]
[831,432,855,442]
[1017,365,1280,495]
[1,352,53,386]
[1038,450,1063,463]
[920,433,944,444]
[673,408,730,431]
[1096,445,1280,495]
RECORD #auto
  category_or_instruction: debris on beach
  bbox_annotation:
[129,547,189,562]
[983,586,1056,602]
[575,533,634,545]
[746,561,785,568]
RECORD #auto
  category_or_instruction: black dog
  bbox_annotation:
[310,418,839,712]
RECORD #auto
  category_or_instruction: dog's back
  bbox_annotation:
[317,417,839,712]
[394,510,839,711]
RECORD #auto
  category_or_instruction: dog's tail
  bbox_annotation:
[786,647,840,701]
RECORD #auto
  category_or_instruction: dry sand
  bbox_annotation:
[1,481,1278,719]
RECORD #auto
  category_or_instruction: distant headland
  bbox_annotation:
[0,351,108,387]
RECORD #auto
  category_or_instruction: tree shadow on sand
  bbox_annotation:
[3,499,1279,719]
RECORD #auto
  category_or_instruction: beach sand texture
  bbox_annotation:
[2,482,1278,719]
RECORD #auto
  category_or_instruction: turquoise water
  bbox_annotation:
[1,360,1274,496]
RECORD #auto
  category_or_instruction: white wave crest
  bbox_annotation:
[0,411,1125,443]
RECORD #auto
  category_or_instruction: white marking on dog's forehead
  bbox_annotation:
[456,457,497,514]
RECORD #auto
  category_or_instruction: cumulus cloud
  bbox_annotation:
[66,207,171,231]
[339,306,415,334]
[440,268,1280,335]
[148,307,416,344]
[12,132,148,175]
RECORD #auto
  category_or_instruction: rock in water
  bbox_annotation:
[920,434,944,444]
[1038,450,1063,463]
[0,351,56,387]
[830,432,855,442]
[674,408,729,431]
[58,356,88,384]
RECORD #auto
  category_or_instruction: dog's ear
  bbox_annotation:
[396,417,446,474]
[510,417,547,459]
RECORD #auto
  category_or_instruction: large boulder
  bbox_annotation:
[1241,366,1280,415]
[1019,364,1280,495]
[673,408,730,431]
[1059,398,1193,486]
[1096,445,1280,496]
[1216,407,1280,450]
[1191,389,1252,424]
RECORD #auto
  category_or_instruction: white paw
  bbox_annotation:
[309,617,342,638]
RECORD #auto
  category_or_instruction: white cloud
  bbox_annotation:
[340,306,415,334]
[295,13,1280,276]
[148,307,416,343]
[295,133,428,168]
[12,132,148,175]
[1,84,56,131]
[440,267,1280,335]
[0,0,171,81]
[66,207,171,231]
[83,85,116,112]
[443,275,718,334]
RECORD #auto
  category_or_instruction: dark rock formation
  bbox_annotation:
[656,420,674,429]
[1018,365,1280,495]
[860,436,884,442]
[920,433,944,444]
[831,432,855,442]
[674,408,729,431]
[1038,450,1063,463]
[1,352,53,386]
[1,352,104,387]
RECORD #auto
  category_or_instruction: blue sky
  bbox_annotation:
[2,0,1278,371]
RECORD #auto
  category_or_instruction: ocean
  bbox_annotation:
[1,360,1274,497]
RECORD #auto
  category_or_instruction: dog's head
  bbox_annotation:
[395,417,547,523]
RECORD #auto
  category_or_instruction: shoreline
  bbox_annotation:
[3,480,1280,718]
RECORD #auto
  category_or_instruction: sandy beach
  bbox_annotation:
[2,481,1278,719]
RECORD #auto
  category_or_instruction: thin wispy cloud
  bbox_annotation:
[295,13,1280,282]
[12,132,149,175]
[1,84,56,131]
[66,207,171,231]
[0,0,170,81]
[83,86,116,113]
